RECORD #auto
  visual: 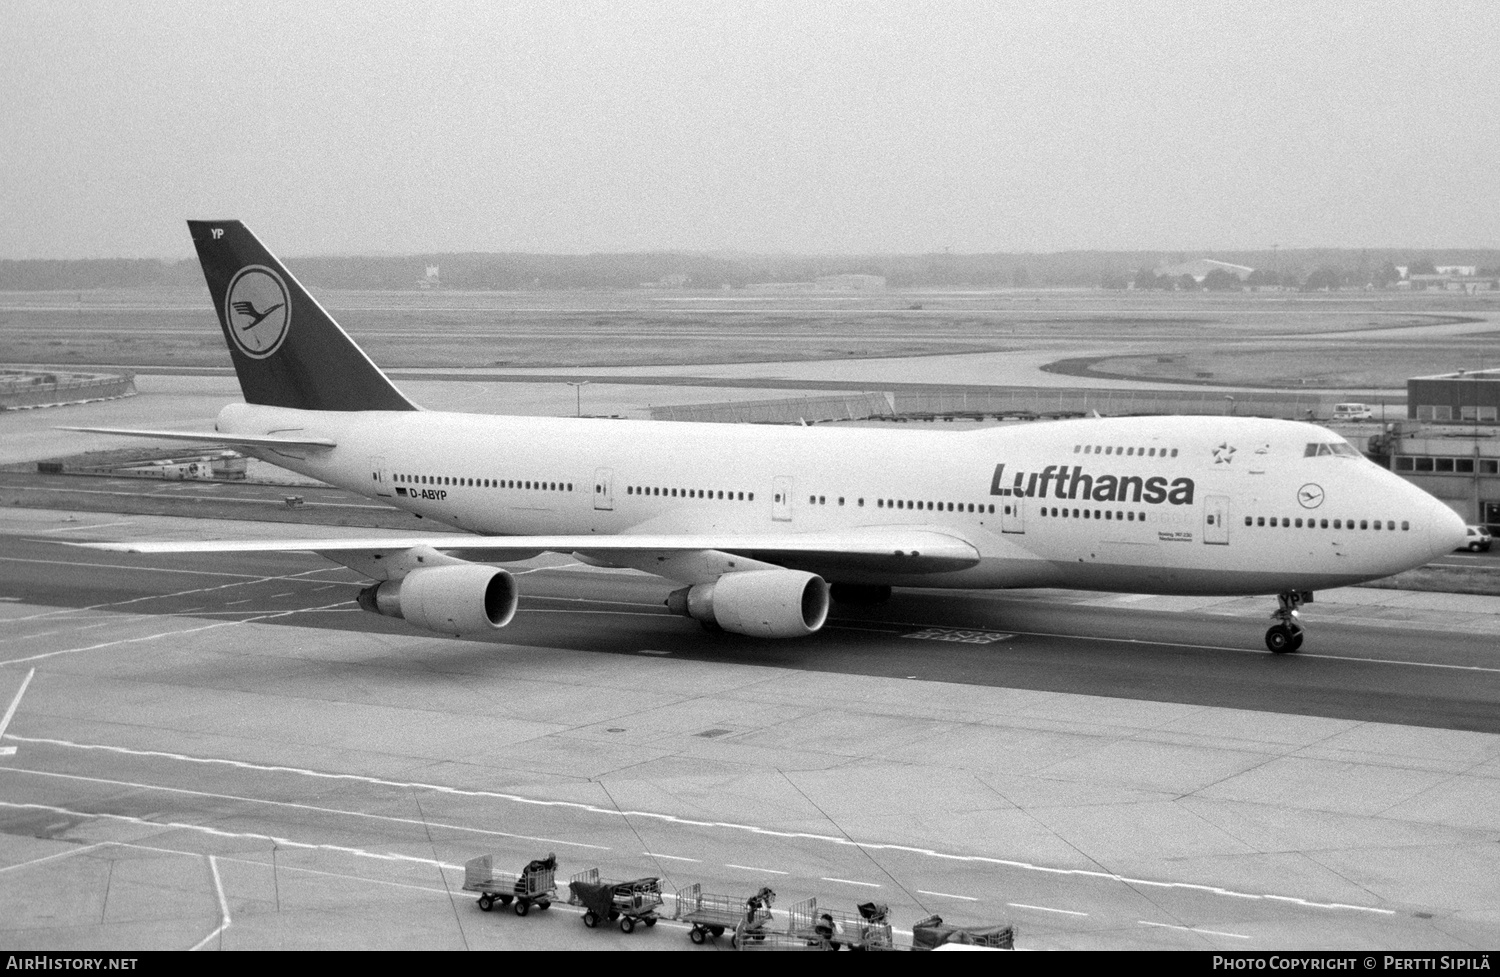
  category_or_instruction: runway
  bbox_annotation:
[2,510,1499,950]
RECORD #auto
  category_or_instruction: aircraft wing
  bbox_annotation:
[72,528,982,581]
[57,427,336,449]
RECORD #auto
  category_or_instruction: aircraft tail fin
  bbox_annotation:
[187,220,417,411]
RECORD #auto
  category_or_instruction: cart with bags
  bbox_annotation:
[911,913,1015,950]
[462,852,557,916]
[676,883,774,945]
[568,868,663,933]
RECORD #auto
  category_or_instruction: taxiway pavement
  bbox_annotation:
[2,508,1499,950]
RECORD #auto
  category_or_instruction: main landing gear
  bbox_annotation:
[1265,591,1307,654]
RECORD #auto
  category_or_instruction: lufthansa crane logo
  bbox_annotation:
[224,265,290,359]
[1297,483,1325,509]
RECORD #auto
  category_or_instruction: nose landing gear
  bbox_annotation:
[1266,590,1308,653]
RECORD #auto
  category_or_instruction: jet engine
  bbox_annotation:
[666,569,830,638]
[356,564,518,636]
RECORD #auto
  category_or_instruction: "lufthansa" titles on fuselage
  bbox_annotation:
[989,464,1196,505]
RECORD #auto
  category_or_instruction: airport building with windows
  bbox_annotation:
[1407,369,1500,424]
[1370,370,1500,530]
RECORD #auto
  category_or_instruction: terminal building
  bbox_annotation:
[1365,370,1500,531]
[1407,369,1500,423]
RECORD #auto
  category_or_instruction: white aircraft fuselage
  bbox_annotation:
[219,401,1462,597]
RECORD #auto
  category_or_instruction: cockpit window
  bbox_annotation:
[1304,442,1360,458]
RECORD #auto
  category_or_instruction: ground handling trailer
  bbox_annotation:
[462,853,557,916]
[784,897,894,951]
[568,868,663,934]
[911,913,1015,950]
[675,883,774,945]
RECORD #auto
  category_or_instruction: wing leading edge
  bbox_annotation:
[72,528,982,583]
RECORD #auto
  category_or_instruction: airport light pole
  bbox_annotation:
[566,380,591,418]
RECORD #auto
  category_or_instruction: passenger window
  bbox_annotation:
[1401,521,1409,531]
[1245,517,1252,526]
[1170,449,1178,457]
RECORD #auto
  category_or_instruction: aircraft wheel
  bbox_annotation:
[1266,625,1295,654]
[583,911,598,928]
[477,895,493,912]
[621,916,636,933]
[1291,631,1304,651]
[690,927,706,945]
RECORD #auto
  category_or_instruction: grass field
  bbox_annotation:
[2,287,1497,387]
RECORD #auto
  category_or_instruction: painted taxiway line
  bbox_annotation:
[189,856,231,952]
[0,766,612,852]
[1008,901,1086,916]
[919,889,978,902]
[4,733,1397,917]
[0,558,350,627]
[0,601,355,666]
[1138,919,1250,940]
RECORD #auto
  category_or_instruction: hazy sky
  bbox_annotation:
[3,1,1498,258]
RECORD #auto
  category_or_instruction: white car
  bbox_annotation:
[1457,526,1493,552]
[1332,403,1373,420]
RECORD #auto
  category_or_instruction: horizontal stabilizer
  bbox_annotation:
[57,426,336,449]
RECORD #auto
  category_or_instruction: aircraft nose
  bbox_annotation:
[1425,499,1468,560]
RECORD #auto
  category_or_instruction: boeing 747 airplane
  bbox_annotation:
[67,221,1468,653]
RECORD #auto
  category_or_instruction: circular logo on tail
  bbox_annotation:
[224,265,290,359]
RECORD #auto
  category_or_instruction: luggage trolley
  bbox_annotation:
[568,868,663,933]
[675,884,774,945]
[463,853,557,916]
[912,914,1015,950]
[786,897,894,951]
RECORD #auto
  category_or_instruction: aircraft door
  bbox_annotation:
[772,476,793,522]
[370,456,392,498]
[1204,494,1229,545]
[1001,493,1025,534]
[593,467,614,511]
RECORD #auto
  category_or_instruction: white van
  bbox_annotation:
[1332,403,1373,420]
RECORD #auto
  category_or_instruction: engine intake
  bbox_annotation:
[666,569,829,638]
[357,564,517,636]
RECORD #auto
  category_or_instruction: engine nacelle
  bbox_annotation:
[356,564,518,636]
[666,569,830,638]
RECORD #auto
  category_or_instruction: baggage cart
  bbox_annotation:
[569,868,663,933]
[912,913,1015,950]
[462,853,557,916]
[733,928,829,951]
[675,884,774,945]
[786,897,893,951]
